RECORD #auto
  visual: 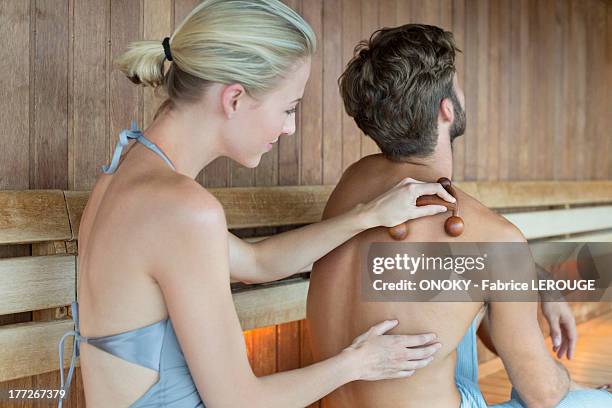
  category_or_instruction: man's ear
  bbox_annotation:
[439,97,454,124]
[221,83,246,119]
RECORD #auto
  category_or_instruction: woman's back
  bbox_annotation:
[75,132,201,407]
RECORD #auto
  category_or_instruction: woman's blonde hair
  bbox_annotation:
[115,0,316,118]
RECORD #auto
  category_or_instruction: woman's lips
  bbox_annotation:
[266,138,279,150]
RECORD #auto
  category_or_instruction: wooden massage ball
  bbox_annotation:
[437,177,464,237]
[438,176,452,190]
[388,177,464,240]
[444,215,464,237]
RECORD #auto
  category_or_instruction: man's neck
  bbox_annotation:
[392,134,454,181]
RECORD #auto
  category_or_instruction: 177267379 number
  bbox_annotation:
[0,389,66,400]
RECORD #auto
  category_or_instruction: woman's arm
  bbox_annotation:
[230,177,455,284]
[153,188,440,408]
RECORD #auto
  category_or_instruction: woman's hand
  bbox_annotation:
[343,320,441,381]
[359,177,456,229]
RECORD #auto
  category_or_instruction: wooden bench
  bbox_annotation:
[1,181,612,384]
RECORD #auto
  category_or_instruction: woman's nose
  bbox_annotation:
[282,119,296,136]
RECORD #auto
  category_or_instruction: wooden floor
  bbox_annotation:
[479,311,612,405]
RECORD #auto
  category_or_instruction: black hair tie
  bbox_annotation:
[162,37,173,61]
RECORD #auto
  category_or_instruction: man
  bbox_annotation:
[307,24,611,407]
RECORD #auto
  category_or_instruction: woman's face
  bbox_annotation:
[222,57,312,168]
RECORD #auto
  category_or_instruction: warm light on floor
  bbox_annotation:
[479,311,612,404]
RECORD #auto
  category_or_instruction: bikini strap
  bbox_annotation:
[101,120,176,174]
[57,301,87,407]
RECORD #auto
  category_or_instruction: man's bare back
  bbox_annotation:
[307,154,524,408]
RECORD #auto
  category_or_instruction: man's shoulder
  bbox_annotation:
[456,188,526,242]
[323,154,391,219]
[329,155,527,243]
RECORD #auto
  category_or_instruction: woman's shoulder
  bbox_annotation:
[142,176,230,274]
[126,175,228,263]
[151,175,226,222]
[143,178,229,289]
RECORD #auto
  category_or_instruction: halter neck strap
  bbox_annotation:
[101,120,176,174]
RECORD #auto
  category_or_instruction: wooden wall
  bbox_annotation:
[1,0,611,407]
[2,0,611,193]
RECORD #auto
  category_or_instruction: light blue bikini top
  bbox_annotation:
[57,121,205,407]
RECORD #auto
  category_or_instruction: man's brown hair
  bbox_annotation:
[339,24,460,160]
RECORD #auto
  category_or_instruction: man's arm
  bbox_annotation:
[487,301,570,408]
[536,264,578,360]
[487,227,570,408]
[477,264,578,360]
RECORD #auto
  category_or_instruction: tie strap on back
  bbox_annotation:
[57,301,86,407]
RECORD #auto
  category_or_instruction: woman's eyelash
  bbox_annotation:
[285,107,298,115]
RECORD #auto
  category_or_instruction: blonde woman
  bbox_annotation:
[56,1,456,407]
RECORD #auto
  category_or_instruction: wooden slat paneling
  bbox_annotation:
[109,0,142,182]
[0,320,74,382]
[278,0,303,186]
[0,0,29,190]
[608,0,612,180]
[497,0,512,181]
[278,3,303,186]
[451,0,466,180]
[6,181,612,244]
[73,0,107,190]
[210,185,335,228]
[487,0,500,181]
[0,190,71,245]
[301,0,324,186]
[1,1,610,188]
[32,0,69,190]
[572,0,588,181]
[587,0,609,180]
[458,180,612,208]
[322,0,343,184]
[30,241,76,407]
[504,206,612,240]
[554,231,612,242]
[64,190,88,241]
[234,280,309,331]
[0,255,75,315]
[0,0,34,381]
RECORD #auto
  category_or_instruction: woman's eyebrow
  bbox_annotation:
[290,98,302,103]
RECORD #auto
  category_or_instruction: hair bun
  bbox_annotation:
[128,74,142,85]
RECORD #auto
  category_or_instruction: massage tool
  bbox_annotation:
[388,177,464,240]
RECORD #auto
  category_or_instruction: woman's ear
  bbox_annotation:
[221,83,246,119]
[439,97,455,124]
